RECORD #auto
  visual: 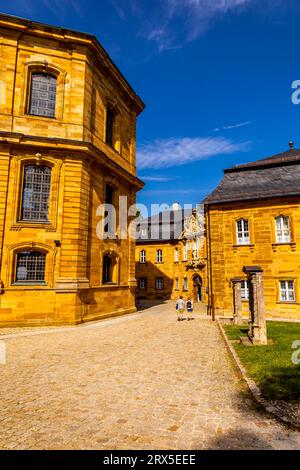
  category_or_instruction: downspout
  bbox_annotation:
[0,32,22,294]
[207,205,215,321]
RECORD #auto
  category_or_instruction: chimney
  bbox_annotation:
[289,141,294,151]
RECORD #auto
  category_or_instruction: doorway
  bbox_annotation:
[193,275,202,302]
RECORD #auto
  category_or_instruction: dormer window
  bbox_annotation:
[275,216,291,243]
[236,219,250,245]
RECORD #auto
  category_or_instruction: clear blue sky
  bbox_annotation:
[2,0,300,211]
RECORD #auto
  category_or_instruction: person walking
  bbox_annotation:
[186,297,194,321]
[176,296,185,321]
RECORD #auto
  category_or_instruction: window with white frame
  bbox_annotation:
[240,280,249,300]
[280,280,295,302]
[174,247,179,262]
[140,250,146,263]
[139,278,147,290]
[236,219,250,245]
[156,249,163,263]
[275,216,291,243]
[175,277,179,290]
[183,277,188,291]
[155,277,164,290]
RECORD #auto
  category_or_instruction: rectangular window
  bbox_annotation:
[175,278,179,290]
[155,277,164,290]
[236,219,250,245]
[156,249,163,263]
[276,216,291,243]
[280,280,295,302]
[240,280,249,300]
[15,251,46,283]
[106,108,114,147]
[29,73,56,118]
[21,165,51,222]
[139,278,147,290]
[174,247,179,262]
[104,185,114,235]
[102,255,112,284]
[183,277,188,291]
[140,250,146,263]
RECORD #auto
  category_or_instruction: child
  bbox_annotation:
[186,297,194,321]
[176,296,185,321]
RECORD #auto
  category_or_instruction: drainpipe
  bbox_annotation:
[206,205,215,321]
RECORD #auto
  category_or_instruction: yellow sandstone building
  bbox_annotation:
[135,207,207,304]
[0,13,144,326]
[204,143,300,319]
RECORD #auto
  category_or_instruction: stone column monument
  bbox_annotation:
[243,266,268,345]
[231,278,243,325]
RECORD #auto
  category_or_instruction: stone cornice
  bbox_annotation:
[0,131,144,191]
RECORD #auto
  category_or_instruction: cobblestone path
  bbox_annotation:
[1,301,300,450]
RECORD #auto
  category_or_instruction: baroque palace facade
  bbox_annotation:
[204,143,300,319]
[136,145,300,319]
[135,206,208,304]
[0,13,144,326]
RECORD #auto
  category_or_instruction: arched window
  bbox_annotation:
[275,216,291,243]
[236,219,250,245]
[140,250,146,263]
[15,251,46,283]
[102,252,119,285]
[21,164,52,221]
[29,73,57,118]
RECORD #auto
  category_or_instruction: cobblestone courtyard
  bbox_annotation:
[1,301,300,450]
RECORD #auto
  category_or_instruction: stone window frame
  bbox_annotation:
[183,276,188,292]
[101,176,119,239]
[278,279,296,303]
[104,99,122,154]
[10,155,61,231]
[138,277,147,290]
[174,247,179,262]
[20,60,67,122]
[5,242,57,289]
[236,218,250,245]
[273,214,293,244]
[155,277,164,290]
[175,277,179,291]
[139,250,146,263]
[155,249,163,264]
[240,279,249,301]
[100,249,120,286]
[20,164,52,222]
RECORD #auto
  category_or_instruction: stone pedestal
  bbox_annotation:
[231,278,243,325]
[243,266,267,345]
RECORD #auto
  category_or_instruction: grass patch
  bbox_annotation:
[224,322,300,401]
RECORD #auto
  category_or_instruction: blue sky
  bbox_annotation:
[2,0,300,210]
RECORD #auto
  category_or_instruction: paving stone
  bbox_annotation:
[0,301,300,449]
